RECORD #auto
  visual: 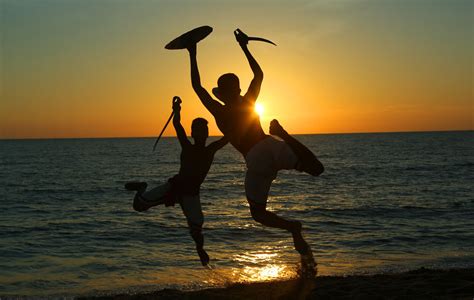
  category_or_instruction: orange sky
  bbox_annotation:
[1,0,472,139]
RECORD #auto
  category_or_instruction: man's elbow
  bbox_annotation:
[191,81,203,91]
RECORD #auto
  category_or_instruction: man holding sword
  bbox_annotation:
[125,96,227,266]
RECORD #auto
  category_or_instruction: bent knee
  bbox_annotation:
[249,206,266,223]
[185,212,204,229]
[189,223,203,235]
[307,160,324,176]
[187,216,203,232]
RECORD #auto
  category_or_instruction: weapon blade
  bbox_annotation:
[153,111,174,152]
[248,36,276,46]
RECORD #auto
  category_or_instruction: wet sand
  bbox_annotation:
[81,268,473,300]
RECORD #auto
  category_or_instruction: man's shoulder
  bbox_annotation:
[241,94,256,104]
[183,144,212,155]
[211,102,225,112]
[204,144,218,155]
[210,104,228,121]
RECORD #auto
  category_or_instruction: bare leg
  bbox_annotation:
[125,181,147,194]
[125,181,170,211]
[249,203,310,255]
[189,226,204,249]
[180,195,209,266]
[189,225,209,266]
[270,119,324,176]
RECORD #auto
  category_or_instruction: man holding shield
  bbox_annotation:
[184,28,324,274]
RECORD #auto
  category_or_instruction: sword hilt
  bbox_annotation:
[173,96,182,104]
[234,28,249,45]
[234,28,276,46]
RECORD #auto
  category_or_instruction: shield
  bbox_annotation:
[165,26,213,50]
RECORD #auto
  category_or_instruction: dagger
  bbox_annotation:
[152,96,182,152]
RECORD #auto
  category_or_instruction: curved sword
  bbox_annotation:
[248,36,277,46]
[234,29,277,46]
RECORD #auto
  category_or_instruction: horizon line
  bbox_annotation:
[0,129,472,141]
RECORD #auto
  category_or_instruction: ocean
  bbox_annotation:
[1,131,473,297]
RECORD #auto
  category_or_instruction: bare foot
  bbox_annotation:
[269,119,289,139]
[197,248,210,266]
[300,248,317,278]
[125,181,147,194]
[290,221,311,255]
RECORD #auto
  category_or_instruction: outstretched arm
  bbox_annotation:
[235,29,263,103]
[172,97,190,147]
[188,44,222,114]
[207,136,228,153]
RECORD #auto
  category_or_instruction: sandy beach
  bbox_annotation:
[80,267,473,300]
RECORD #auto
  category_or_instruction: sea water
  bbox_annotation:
[1,132,473,297]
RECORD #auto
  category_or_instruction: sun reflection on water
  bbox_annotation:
[239,264,288,281]
[201,249,297,286]
[231,250,296,282]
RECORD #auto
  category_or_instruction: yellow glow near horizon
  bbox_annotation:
[1,1,472,139]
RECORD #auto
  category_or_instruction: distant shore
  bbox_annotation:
[80,267,473,300]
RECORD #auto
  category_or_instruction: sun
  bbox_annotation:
[255,103,264,116]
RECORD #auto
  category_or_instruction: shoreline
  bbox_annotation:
[79,267,474,300]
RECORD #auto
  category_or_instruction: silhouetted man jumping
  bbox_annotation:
[186,29,324,272]
[125,97,227,266]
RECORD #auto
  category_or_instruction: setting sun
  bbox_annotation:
[255,103,264,117]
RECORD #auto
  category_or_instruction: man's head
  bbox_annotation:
[212,73,241,104]
[191,117,209,143]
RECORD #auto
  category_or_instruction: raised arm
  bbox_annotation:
[172,96,190,147]
[235,29,263,103]
[207,136,228,153]
[187,44,222,114]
